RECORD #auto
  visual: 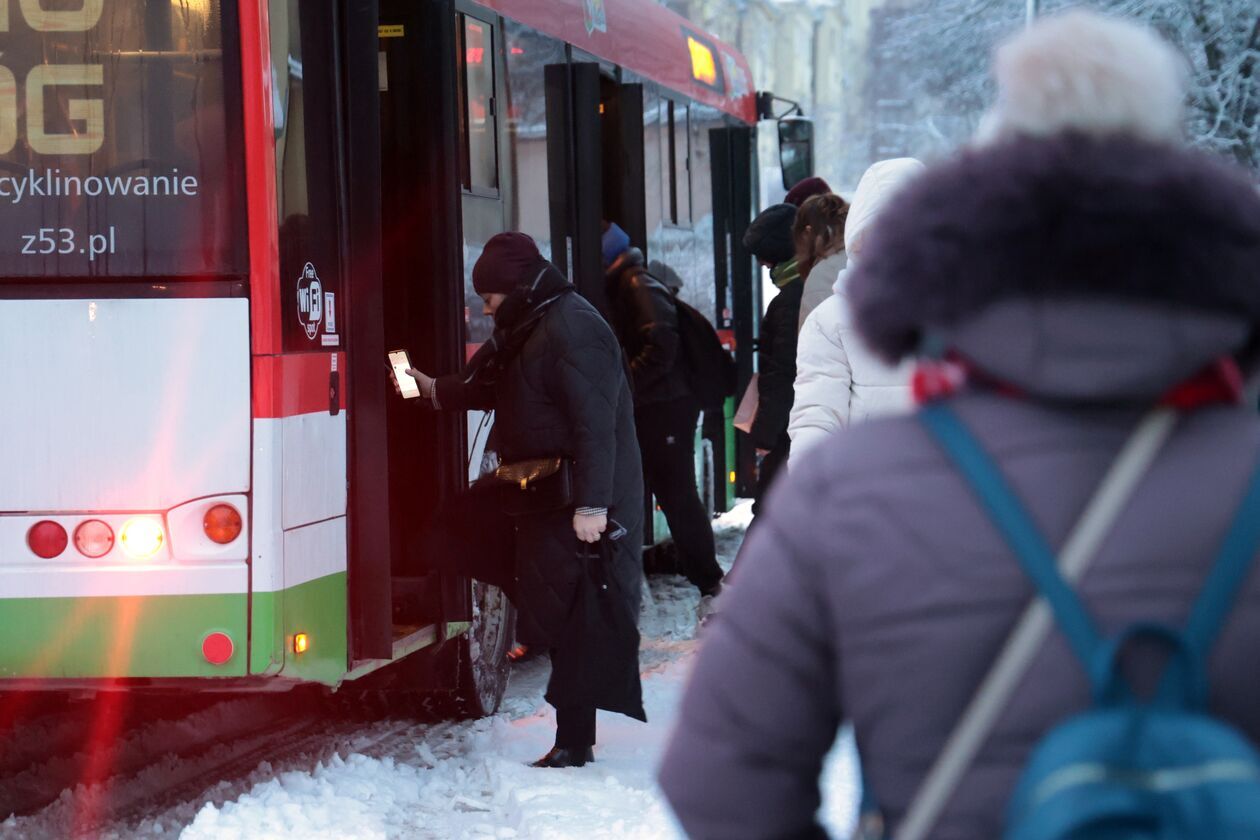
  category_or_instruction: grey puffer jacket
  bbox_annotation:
[660,134,1260,839]
[662,302,1260,839]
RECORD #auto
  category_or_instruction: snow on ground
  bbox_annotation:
[3,502,860,840]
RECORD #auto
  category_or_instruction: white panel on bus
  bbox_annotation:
[280,411,347,530]
[282,515,347,589]
[0,298,250,512]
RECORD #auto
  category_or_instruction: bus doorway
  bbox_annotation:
[376,2,467,629]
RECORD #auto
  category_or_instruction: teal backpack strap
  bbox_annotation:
[1184,462,1260,656]
[1152,456,1260,708]
[920,404,1104,670]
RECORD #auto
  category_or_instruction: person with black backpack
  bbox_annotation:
[603,221,726,612]
[660,12,1260,838]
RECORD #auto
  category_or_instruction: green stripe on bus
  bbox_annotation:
[269,571,349,686]
[0,591,248,679]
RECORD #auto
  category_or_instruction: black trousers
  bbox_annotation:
[555,704,597,749]
[751,434,790,521]
[636,398,724,595]
[733,434,791,572]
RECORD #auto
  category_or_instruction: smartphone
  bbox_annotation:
[388,349,421,399]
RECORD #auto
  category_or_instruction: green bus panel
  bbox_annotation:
[0,592,248,679]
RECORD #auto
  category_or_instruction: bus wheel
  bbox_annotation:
[324,583,515,721]
[449,582,515,718]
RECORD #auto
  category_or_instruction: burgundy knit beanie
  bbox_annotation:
[785,176,832,207]
[472,232,545,295]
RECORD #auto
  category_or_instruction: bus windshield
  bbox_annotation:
[0,0,246,279]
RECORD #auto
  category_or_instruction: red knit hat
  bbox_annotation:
[472,232,546,295]
[785,176,832,206]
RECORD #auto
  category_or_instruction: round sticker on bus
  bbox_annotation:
[296,262,324,340]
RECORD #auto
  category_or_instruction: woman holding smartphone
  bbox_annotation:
[400,232,645,768]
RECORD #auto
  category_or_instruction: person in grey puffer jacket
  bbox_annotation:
[660,11,1260,839]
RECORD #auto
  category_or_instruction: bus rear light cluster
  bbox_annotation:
[27,521,68,559]
[120,518,164,560]
[203,504,243,545]
[74,520,115,558]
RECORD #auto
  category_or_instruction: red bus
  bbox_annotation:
[0,0,802,714]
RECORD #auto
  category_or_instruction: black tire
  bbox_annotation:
[450,581,516,717]
[324,582,516,721]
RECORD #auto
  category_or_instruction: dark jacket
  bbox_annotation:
[605,247,692,407]
[433,265,644,713]
[659,136,1260,839]
[751,261,803,450]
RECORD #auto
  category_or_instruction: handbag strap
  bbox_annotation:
[895,405,1178,840]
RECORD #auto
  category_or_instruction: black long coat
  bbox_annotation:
[433,272,644,710]
[751,272,804,450]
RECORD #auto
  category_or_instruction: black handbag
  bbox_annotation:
[545,526,646,722]
[493,456,573,516]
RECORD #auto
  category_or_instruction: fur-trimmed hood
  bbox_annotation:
[849,134,1260,364]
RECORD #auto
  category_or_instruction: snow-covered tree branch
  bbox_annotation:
[870,0,1260,171]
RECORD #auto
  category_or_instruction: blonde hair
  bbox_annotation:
[978,10,1187,145]
[793,193,849,277]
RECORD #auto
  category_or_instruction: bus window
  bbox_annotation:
[673,101,692,226]
[662,98,691,228]
[270,0,344,351]
[0,0,246,279]
[460,15,499,194]
[504,21,565,258]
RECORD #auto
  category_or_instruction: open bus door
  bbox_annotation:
[334,0,513,716]
[709,126,758,499]
[544,62,606,307]
[344,0,472,666]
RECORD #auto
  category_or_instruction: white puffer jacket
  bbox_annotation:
[788,159,923,468]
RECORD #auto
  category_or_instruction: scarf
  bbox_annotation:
[771,258,801,289]
[463,262,575,388]
[912,353,1245,411]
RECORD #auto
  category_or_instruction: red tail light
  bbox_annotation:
[203,504,243,545]
[27,521,68,559]
[74,520,115,558]
[202,632,234,665]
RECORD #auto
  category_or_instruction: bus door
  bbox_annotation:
[709,126,759,497]
[373,0,470,637]
[544,62,605,308]
[600,80,648,270]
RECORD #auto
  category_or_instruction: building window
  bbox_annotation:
[458,15,499,193]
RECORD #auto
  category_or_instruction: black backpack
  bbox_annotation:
[673,296,737,409]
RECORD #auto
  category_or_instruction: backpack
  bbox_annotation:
[918,403,1260,840]
[673,296,736,410]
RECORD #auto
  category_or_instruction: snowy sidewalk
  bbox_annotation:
[28,503,859,840]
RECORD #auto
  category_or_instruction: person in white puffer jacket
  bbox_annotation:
[788,158,925,468]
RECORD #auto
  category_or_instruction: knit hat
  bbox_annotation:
[785,176,832,207]
[601,222,632,269]
[472,232,546,295]
[976,10,1186,145]
[743,203,798,266]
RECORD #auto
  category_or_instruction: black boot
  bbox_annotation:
[530,746,595,768]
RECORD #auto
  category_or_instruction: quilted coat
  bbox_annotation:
[432,264,644,712]
[660,134,1260,838]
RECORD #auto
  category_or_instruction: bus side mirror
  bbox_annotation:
[778,116,814,190]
